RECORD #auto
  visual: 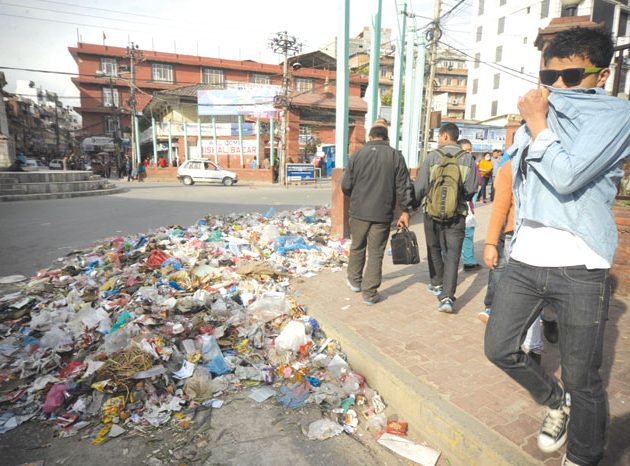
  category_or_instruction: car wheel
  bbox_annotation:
[182,176,194,186]
[222,177,234,186]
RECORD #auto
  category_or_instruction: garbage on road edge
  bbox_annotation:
[0,207,439,465]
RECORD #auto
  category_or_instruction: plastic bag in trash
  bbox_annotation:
[307,418,344,440]
[43,384,69,414]
[274,236,319,256]
[184,367,214,400]
[40,327,73,352]
[275,320,308,353]
[200,335,230,375]
[247,292,289,323]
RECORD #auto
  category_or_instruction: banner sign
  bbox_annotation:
[197,84,281,117]
[158,122,255,137]
[201,139,258,157]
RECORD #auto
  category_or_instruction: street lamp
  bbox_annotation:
[560,0,582,17]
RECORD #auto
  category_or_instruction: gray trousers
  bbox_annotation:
[347,217,390,300]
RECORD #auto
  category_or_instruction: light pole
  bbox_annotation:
[269,31,302,186]
[126,42,143,170]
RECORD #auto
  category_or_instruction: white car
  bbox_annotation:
[22,159,42,171]
[177,159,238,186]
[49,159,64,169]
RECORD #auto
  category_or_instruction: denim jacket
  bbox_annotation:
[509,87,630,264]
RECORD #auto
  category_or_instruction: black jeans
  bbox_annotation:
[483,233,511,308]
[347,217,390,301]
[485,259,610,465]
[423,213,465,301]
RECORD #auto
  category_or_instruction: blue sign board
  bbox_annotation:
[286,164,316,181]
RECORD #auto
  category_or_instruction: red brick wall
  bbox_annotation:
[146,166,273,183]
[612,206,630,296]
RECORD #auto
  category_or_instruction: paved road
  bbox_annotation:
[0,181,331,277]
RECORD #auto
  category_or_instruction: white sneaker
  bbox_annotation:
[537,393,571,453]
[561,454,580,466]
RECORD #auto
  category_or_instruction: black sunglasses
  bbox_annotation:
[539,67,604,86]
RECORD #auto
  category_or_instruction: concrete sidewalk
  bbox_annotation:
[293,203,630,466]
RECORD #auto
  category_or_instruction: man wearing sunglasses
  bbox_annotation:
[484,27,630,466]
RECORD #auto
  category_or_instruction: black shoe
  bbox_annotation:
[528,351,542,365]
[542,319,559,344]
[463,263,481,271]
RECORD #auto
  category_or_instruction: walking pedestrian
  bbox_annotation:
[458,139,480,271]
[342,120,414,305]
[480,158,546,364]
[477,153,493,203]
[413,123,478,313]
[484,27,630,465]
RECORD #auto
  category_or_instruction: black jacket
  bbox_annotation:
[341,140,414,223]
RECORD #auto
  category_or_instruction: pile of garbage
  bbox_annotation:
[0,207,436,460]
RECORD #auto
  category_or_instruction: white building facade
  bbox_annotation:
[466,0,630,122]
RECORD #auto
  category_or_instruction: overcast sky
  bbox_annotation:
[0,0,472,107]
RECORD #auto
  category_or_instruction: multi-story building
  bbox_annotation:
[69,42,368,163]
[466,0,630,122]
[434,48,468,120]
[5,80,80,158]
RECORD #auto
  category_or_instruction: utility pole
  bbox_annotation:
[108,75,122,174]
[421,0,442,160]
[126,42,143,170]
[269,31,302,186]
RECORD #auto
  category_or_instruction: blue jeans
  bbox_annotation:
[484,259,610,465]
[461,227,477,265]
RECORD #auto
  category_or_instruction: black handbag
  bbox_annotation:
[390,227,420,265]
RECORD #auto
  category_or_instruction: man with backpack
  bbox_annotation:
[413,123,478,313]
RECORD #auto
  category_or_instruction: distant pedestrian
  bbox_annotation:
[342,120,414,305]
[413,123,478,313]
[484,27,630,465]
[159,156,167,168]
[137,160,146,182]
[125,156,133,182]
[489,149,501,201]
[458,139,480,271]
[477,152,492,203]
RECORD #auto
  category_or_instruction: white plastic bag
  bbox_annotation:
[307,418,343,440]
[275,320,307,353]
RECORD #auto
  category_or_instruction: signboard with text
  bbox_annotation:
[286,163,316,182]
[201,139,258,157]
[197,84,281,117]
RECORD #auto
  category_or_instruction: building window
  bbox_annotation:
[203,68,224,86]
[523,36,528,44]
[500,0,506,5]
[102,87,119,107]
[498,17,505,35]
[472,79,478,94]
[295,78,313,92]
[104,116,118,135]
[541,0,550,19]
[478,0,484,15]
[100,58,117,77]
[491,100,498,116]
[496,45,503,62]
[474,53,480,68]
[476,25,483,42]
[151,63,174,83]
[471,104,476,119]
[447,78,452,86]
[526,6,531,14]
[493,73,500,89]
[252,73,271,85]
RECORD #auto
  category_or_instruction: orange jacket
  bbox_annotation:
[485,160,515,246]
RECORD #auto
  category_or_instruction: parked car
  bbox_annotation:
[49,159,64,169]
[22,159,41,171]
[177,159,238,186]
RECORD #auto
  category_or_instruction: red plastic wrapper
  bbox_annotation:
[57,361,87,380]
[385,421,408,437]
[146,250,170,269]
